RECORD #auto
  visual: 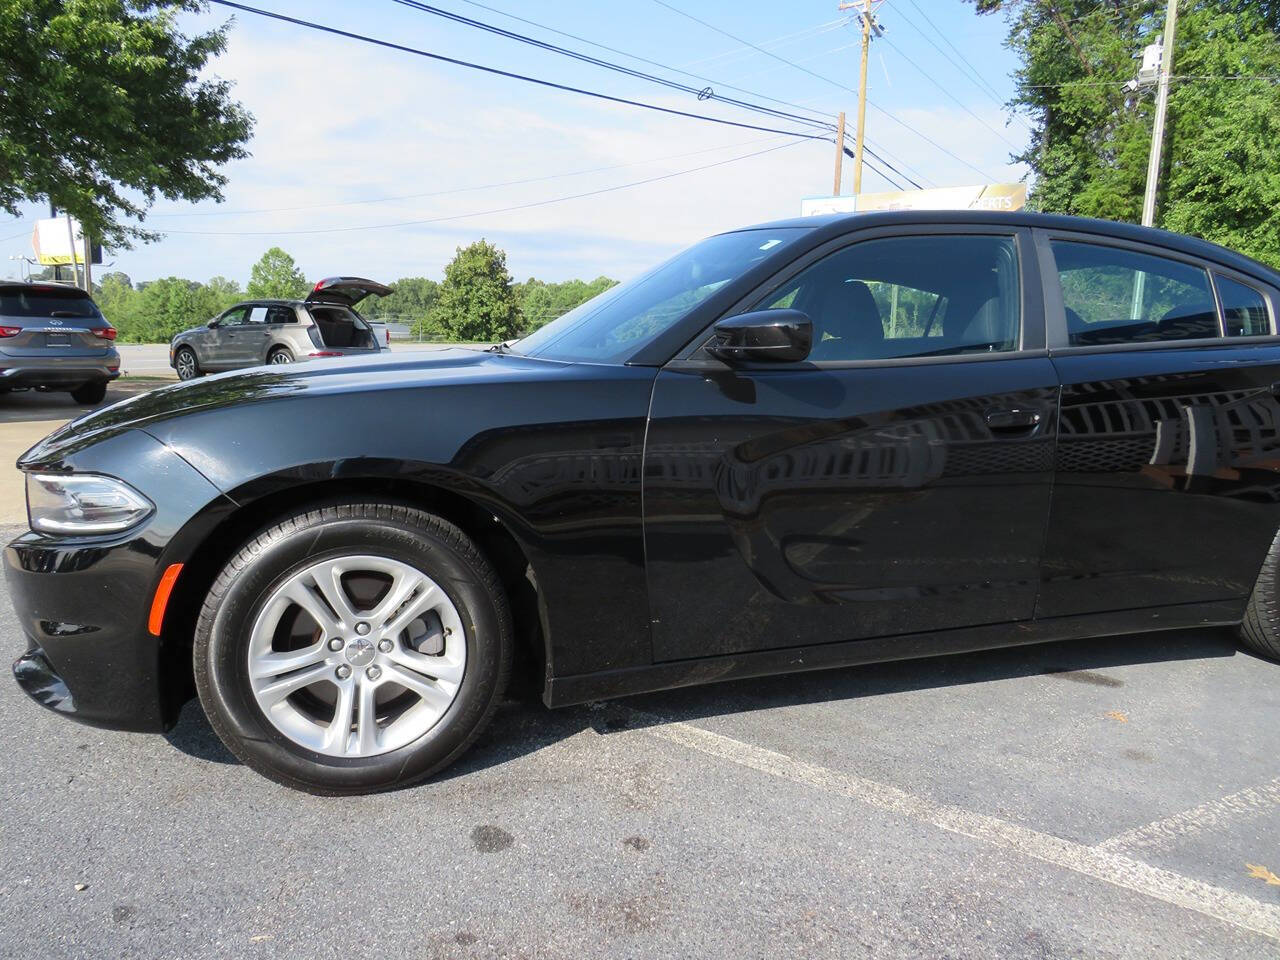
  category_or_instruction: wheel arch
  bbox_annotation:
[157,475,546,724]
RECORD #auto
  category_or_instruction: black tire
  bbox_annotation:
[267,347,294,365]
[174,347,202,381]
[193,501,512,794]
[1240,531,1280,661]
[69,380,108,405]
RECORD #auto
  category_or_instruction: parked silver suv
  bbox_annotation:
[168,277,391,380]
[0,282,120,404]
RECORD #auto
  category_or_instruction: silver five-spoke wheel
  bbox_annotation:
[247,555,466,758]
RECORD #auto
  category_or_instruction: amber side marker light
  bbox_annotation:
[148,563,184,636]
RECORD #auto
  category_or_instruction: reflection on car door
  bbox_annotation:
[1037,230,1280,617]
[642,227,1060,662]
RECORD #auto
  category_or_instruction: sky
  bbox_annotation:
[0,0,1031,288]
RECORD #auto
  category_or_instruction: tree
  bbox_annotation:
[0,1,253,249]
[515,275,618,331]
[972,1,1280,266]
[115,276,204,342]
[246,247,308,300]
[431,240,522,342]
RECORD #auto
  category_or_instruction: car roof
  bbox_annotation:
[733,210,1280,282]
[0,281,93,296]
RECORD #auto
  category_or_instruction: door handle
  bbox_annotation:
[985,408,1042,431]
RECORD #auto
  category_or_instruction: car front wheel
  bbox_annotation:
[193,502,512,793]
[174,347,201,381]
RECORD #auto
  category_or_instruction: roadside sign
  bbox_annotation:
[801,183,1027,216]
[31,217,102,265]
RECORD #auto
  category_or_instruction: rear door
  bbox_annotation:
[1036,229,1280,617]
[642,226,1060,662]
[306,277,392,307]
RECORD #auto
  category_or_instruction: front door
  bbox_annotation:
[643,228,1060,662]
[1037,231,1280,617]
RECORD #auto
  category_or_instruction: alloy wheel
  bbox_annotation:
[246,555,466,758]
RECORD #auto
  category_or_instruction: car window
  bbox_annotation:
[751,234,1019,361]
[265,305,296,324]
[1217,275,1270,337]
[513,228,808,363]
[0,287,101,319]
[1051,241,1218,345]
[219,307,248,326]
[246,306,270,324]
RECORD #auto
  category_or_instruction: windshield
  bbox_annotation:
[0,286,102,319]
[513,228,808,363]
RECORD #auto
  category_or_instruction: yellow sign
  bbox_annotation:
[31,217,89,266]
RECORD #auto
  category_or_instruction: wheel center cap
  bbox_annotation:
[345,637,376,667]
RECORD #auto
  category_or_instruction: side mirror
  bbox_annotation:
[207,318,220,328]
[706,309,812,363]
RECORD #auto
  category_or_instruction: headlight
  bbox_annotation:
[26,473,154,535]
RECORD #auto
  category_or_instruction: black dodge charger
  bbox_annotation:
[8,211,1280,794]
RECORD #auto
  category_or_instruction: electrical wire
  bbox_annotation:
[157,139,812,237]
[388,0,836,132]
[206,1,829,141]
[444,0,845,128]
[147,135,790,218]
[646,0,1002,181]
[877,33,1023,151]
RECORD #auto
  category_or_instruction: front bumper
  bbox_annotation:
[5,428,231,732]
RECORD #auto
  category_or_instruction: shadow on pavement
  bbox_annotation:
[161,625,1242,782]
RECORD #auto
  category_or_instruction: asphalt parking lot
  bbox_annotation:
[1,374,1279,958]
[1,554,1278,958]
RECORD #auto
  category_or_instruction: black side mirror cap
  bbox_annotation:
[706,309,812,363]
[207,319,220,328]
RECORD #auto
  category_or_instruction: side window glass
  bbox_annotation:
[219,307,247,326]
[751,235,1020,361]
[1052,241,1217,345]
[246,306,270,324]
[1217,275,1270,337]
[265,305,295,324]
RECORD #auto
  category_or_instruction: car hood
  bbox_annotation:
[19,347,568,467]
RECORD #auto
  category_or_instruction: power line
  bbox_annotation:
[147,135,790,218]
[444,0,842,128]
[893,0,1034,132]
[646,0,1001,180]
[207,1,829,142]
[398,0,927,190]
[680,17,849,69]
[388,0,836,132]
[844,133,919,190]
[900,0,1007,104]
[877,33,1022,151]
[158,139,812,237]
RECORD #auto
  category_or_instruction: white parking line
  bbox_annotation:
[1098,777,1280,853]
[630,712,1280,942]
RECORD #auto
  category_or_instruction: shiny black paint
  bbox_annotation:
[643,357,1060,661]
[8,210,1280,734]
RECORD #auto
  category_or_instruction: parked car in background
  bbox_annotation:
[0,282,119,404]
[168,277,390,380]
[10,211,1280,794]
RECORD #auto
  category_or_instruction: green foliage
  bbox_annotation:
[246,247,308,300]
[974,0,1280,266]
[98,272,240,342]
[431,240,522,342]
[359,276,441,338]
[0,0,253,249]
[513,275,619,332]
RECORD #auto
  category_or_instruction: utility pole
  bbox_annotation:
[1141,0,1179,227]
[833,110,846,194]
[839,0,883,196]
[62,209,81,290]
[81,232,93,293]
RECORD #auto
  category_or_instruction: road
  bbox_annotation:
[113,341,448,376]
[1,553,1278,957]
